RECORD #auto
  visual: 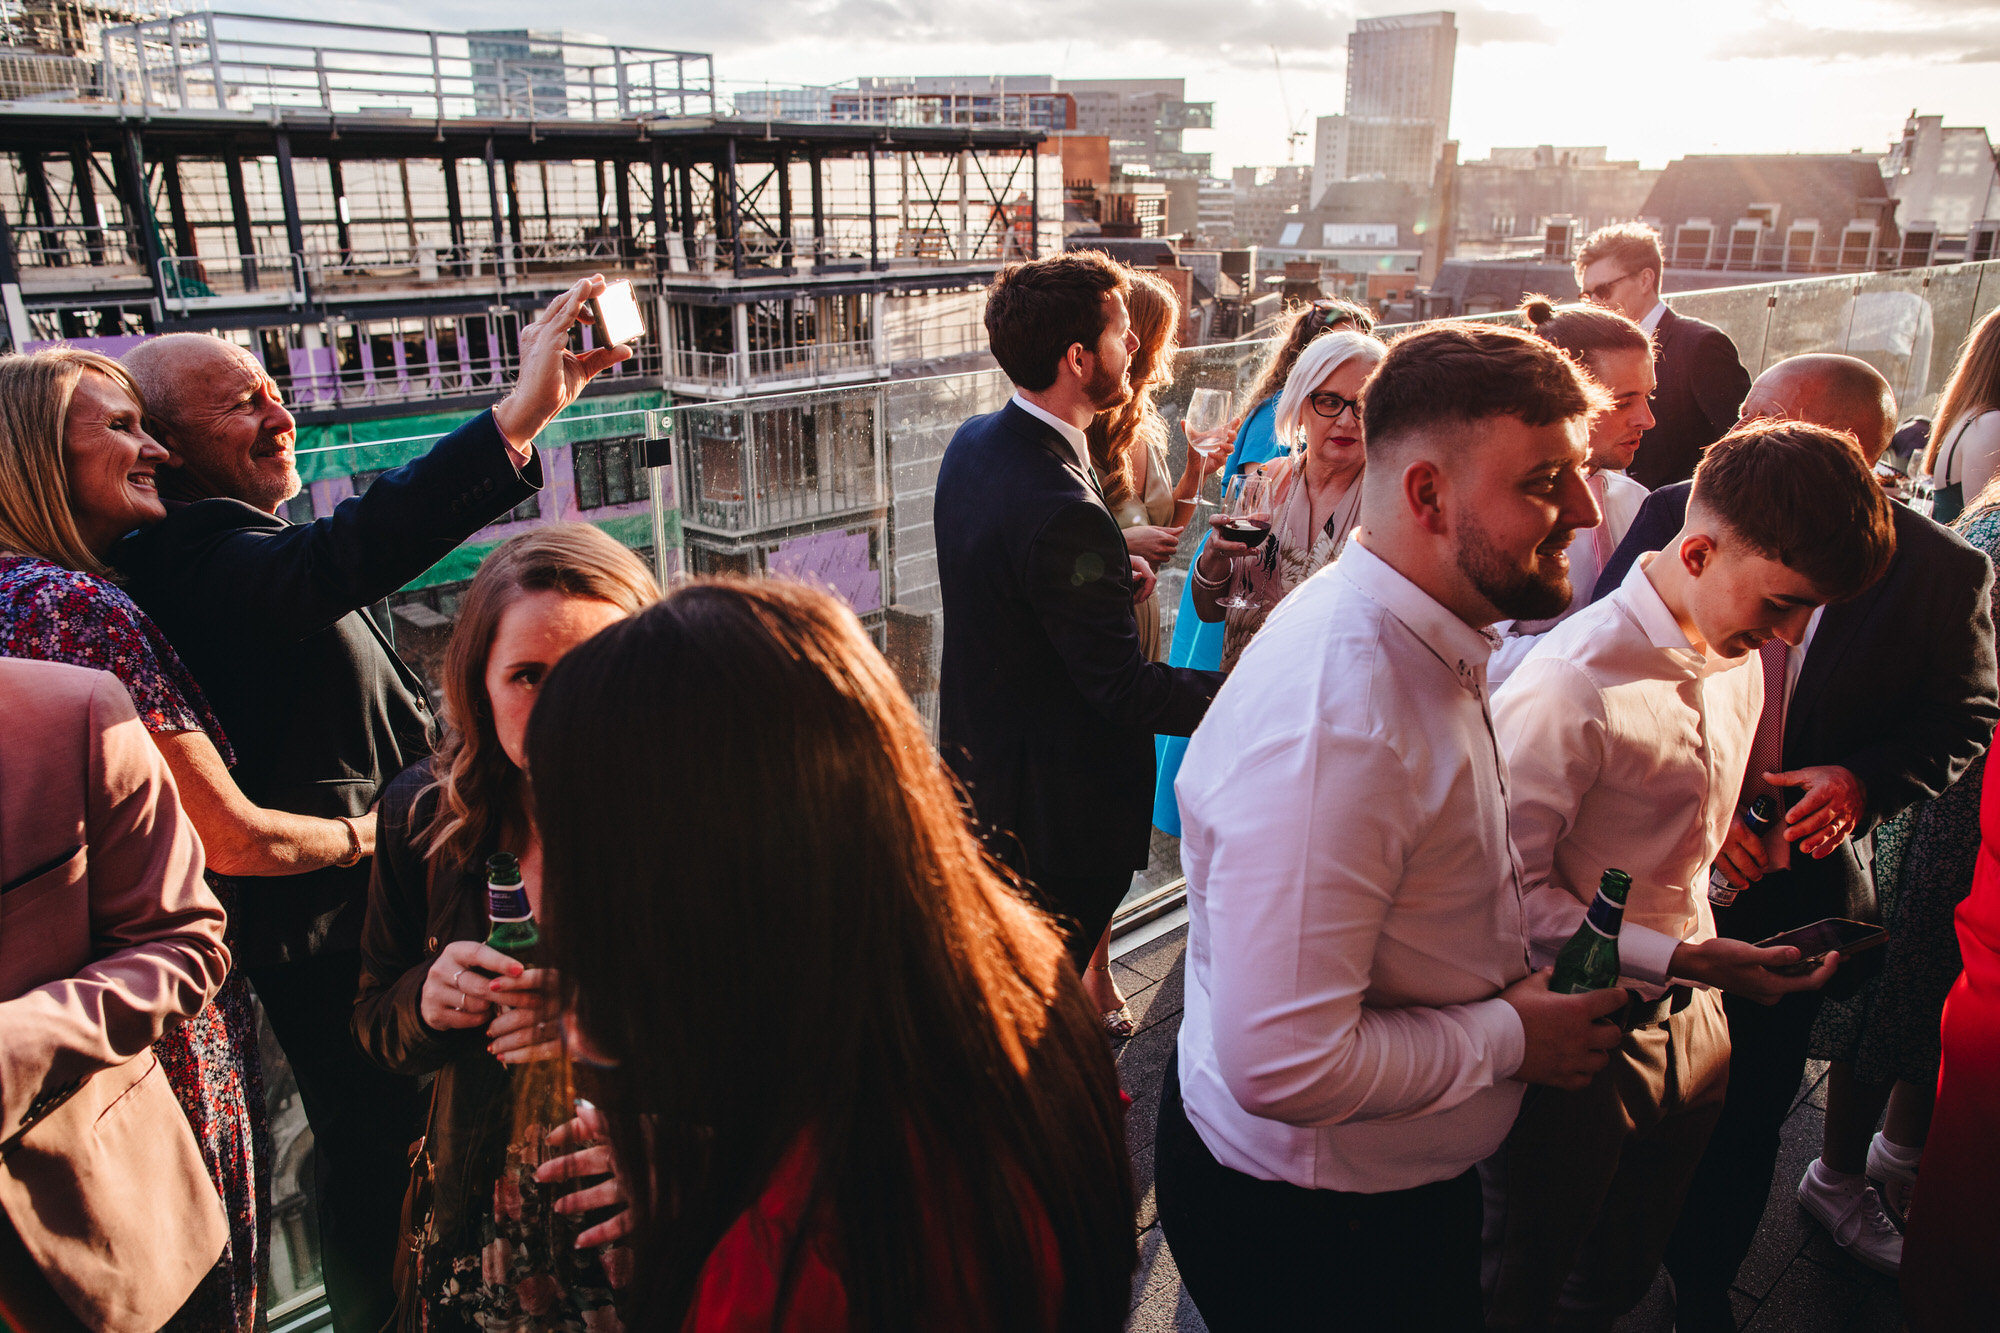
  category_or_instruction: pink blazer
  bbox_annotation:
[0,658,231,1333]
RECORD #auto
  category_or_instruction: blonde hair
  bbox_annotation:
[0,348,148,579]
[420,523,661,870]
[1272,329,1389,450]
[1087,268,1181,502]
[1925,307,2000,475]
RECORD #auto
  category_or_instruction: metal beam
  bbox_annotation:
[867,148,878,270]
[441,154,465,261]
[69,147,102,266]
[649,139,666,270]
[809,149,825,267]
[725,138,743,279]
[223,148,258,290]
[272,131,307,283]
[161,153,196,258]
[327,155,351,260]
[483,135,504,258]
[115,128,163,294]
[614,158,633,265]
[676,155,696,269]
[22,151,58,267]
[776,149,792,272]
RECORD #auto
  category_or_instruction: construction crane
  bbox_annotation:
[1270,47,1311,163]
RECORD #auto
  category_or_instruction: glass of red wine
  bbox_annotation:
[1217,472,1272,612]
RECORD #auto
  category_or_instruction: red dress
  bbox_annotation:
[683,1138,1062,1333]
[1901,744,2000,1329]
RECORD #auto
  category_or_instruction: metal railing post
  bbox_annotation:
[205,14,226,110]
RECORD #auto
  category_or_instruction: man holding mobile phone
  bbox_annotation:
[1485,422,1894,1332]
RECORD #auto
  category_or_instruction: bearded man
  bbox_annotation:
[1156,322,1633,1332]
[934,250,1222,971]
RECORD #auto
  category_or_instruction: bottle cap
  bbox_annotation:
[487,851,522,886]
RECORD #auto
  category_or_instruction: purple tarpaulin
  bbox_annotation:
[768,529,881,614]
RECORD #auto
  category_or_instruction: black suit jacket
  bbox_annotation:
[1629,307,1753,489]
[111,409,541,965]
[1594,486,1998,937]
[935,401,1221,885]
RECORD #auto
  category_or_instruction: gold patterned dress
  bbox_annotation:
[1100,438,1178,662]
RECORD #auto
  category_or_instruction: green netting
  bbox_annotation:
[398,508,675,592]
[294,389,665,484]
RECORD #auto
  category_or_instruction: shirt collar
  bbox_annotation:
[1638,301,1668,335]
[1623,554,1736,677]
[1338,541,1500,695]
[1011,392,1091,474]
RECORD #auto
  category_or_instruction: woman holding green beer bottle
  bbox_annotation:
[353,525,659,1331]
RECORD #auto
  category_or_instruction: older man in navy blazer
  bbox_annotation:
[936,252,1222,980]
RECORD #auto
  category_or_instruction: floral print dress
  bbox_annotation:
[0,554,270,1333]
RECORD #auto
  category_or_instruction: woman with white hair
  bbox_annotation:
[1189,329,1387,671]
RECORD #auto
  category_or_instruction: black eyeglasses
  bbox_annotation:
[1308,390,1363,421]
[1581,270,1639,304]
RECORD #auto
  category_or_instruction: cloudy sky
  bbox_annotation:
[274,0,2000,172]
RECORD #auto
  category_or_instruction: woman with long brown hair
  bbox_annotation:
[1923,306,2000,523]
[524,577,1136,1333]
[352,524,659,1331]
[1085,269,1215,662]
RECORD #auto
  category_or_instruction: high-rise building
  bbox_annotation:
[1058,78,1214,177]
[1311,11,1457,202]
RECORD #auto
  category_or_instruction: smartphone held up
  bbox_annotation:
[587,279,646,347]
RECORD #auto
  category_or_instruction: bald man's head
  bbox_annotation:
[1740,354,1897,464]
[122,334,300,512]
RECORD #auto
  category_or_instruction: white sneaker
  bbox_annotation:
[1865,1132,1919,1222]
[1798,1158,1904,1275]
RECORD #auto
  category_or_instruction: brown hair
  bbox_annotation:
[1521,295,1652,373]
[1241,297,1376,419]
[1575,222,1664,287]
[526,578,1134,1332]
[1691,420,1896,602]
[984,250,1129,391]
[418,523,660,869]
[1086,269,1180,501]
[0,348,149,579]
[1362,321,1609,460]
[1924,307,2000,474]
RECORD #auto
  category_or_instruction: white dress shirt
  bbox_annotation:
[1010,391,1092,477]
[1489,468,1650,687]
[1175,541,1532,1194]
[1494,557,1763,999]
[1638,300,1668,335]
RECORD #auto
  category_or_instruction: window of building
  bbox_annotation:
[573,435,651,510]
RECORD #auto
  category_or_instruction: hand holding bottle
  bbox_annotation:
[1501,969,1628,1090]
[486,968,564,1065]
[536,1099,635,1249]
[419,940,523,1030]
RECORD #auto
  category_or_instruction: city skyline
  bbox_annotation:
[237,0,1998,175]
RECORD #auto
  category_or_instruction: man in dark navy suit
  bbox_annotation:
[935,251,1222,982]
[1588,354,1998,1331]
[1576,223,1751,489]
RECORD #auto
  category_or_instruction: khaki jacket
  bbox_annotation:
[0,658,231,1333]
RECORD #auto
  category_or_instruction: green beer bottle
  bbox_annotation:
[1550,869,1632,994]
[485,852,541,961]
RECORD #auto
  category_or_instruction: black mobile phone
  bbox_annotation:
[1756,918,1888,973]
[587,279,645,346]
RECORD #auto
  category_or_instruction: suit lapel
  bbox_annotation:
[999,401,1110,513]
[1786,575,1888,758]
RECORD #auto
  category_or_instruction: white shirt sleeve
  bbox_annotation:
[1495,657,1684,986]
[1959,412,2000,502]
[1486,627,1545,689]
[1198,723,1526,1129]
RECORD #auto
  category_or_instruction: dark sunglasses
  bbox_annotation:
[1308,390,1363,421]
[1581,270,1639,303]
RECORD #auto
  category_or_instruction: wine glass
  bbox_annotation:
[1216,472,1272,612]
[1183,388,1235,508]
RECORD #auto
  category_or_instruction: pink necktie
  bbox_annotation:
[1746,639,1791,870]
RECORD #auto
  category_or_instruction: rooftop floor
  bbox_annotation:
[1111,922,1904,1333]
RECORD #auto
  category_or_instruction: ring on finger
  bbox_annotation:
[452,968,466,991]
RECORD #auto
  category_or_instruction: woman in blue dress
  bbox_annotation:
[1153,298,1375,836]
